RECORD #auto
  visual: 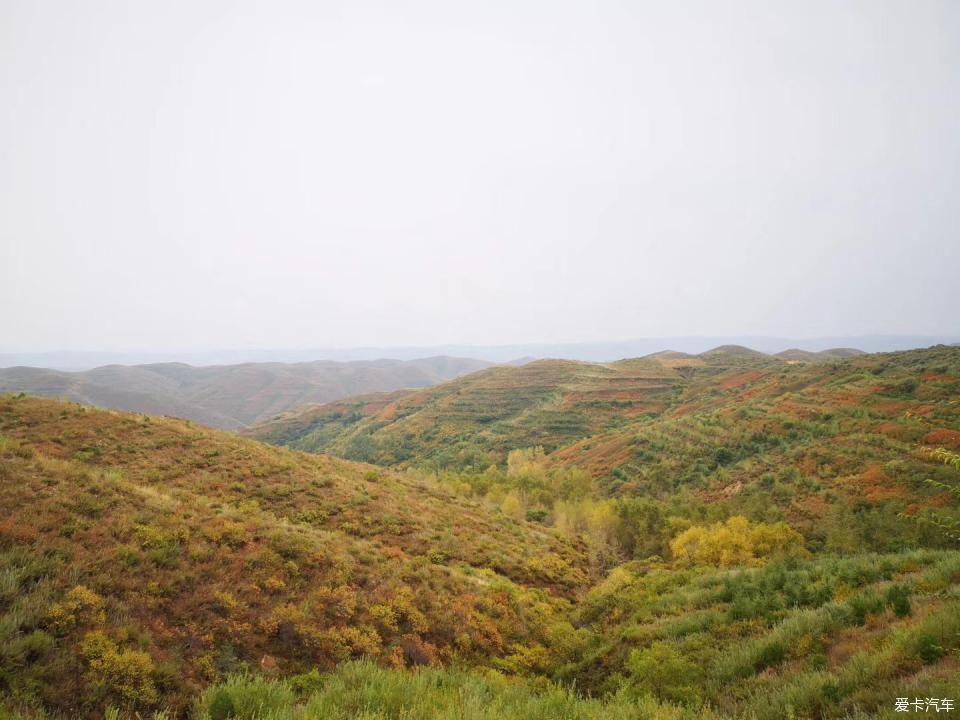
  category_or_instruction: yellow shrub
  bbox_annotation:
[46,585,106,635]
[80,631,158,706]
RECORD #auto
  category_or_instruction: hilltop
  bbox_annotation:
[0,356,491,430]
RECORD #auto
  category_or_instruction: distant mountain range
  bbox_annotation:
[2,335,957,369]
[0,356,491,429]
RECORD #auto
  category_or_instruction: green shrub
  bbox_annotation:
[916,634,944,664]
[753,640,786,672]
[196,673,295,720]
[885,584,912,618]
[208,688,235,720]
[525,509,548,523]
[847,591,884,626]
[626,641,699,704]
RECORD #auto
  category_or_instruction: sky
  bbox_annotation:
[1,0,958,353]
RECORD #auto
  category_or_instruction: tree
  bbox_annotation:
[507,447,547,477]
[670,516,805,567]
[501,492,524,521]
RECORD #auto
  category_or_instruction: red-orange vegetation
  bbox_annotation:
[923,428,960,449]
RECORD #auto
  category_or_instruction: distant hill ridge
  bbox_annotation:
[774,347,865,361]
[0,346,873,431]
[3,335,956,367]
[0,356,492,429]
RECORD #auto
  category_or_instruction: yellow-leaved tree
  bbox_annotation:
[670,516,805,567]
[500,491,524,520]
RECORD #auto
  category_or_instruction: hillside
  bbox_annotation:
[0,396,586,717]
[6,348,960,719]
[236,348,960,720]
[251,346,959,481]
[551,345,960,493]
[251,345,960,555]
[3,394,960,719]
[0,356,491,430]
[249,355,704,468]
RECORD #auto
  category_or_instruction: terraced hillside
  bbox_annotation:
[250,356,699,469]
[568,548,960,719]
[0,396,586,717]
[251,345,960,564]
[552,345,960,496]
[251,346,960,489]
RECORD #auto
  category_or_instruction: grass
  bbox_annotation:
[192,661,714,720]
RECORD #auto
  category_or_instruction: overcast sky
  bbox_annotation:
[1,0,958,352]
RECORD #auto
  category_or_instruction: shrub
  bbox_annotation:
[80,631,158,706]
[885,584,912,618]
[208,688,235,720]
[753,640,786,671]
[45,585,106,635]
[916,634,944,664]
[196,673,295,719]
[526,509,548,523]
[847,591,885,626]
[626,641,699,704]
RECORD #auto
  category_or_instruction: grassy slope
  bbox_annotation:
[570,550,960,718]
[0,396,586,716]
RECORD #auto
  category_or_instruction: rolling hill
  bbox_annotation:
[3,392,959,719]
[249,344,929,479]
[0,356,492,430]
[236,346,960,720]
[247,356,691,467]
[0,395,587,717]
[774,348,866,362]
[251,344,960,553]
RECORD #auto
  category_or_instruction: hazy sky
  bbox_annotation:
[2,0,958,352]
